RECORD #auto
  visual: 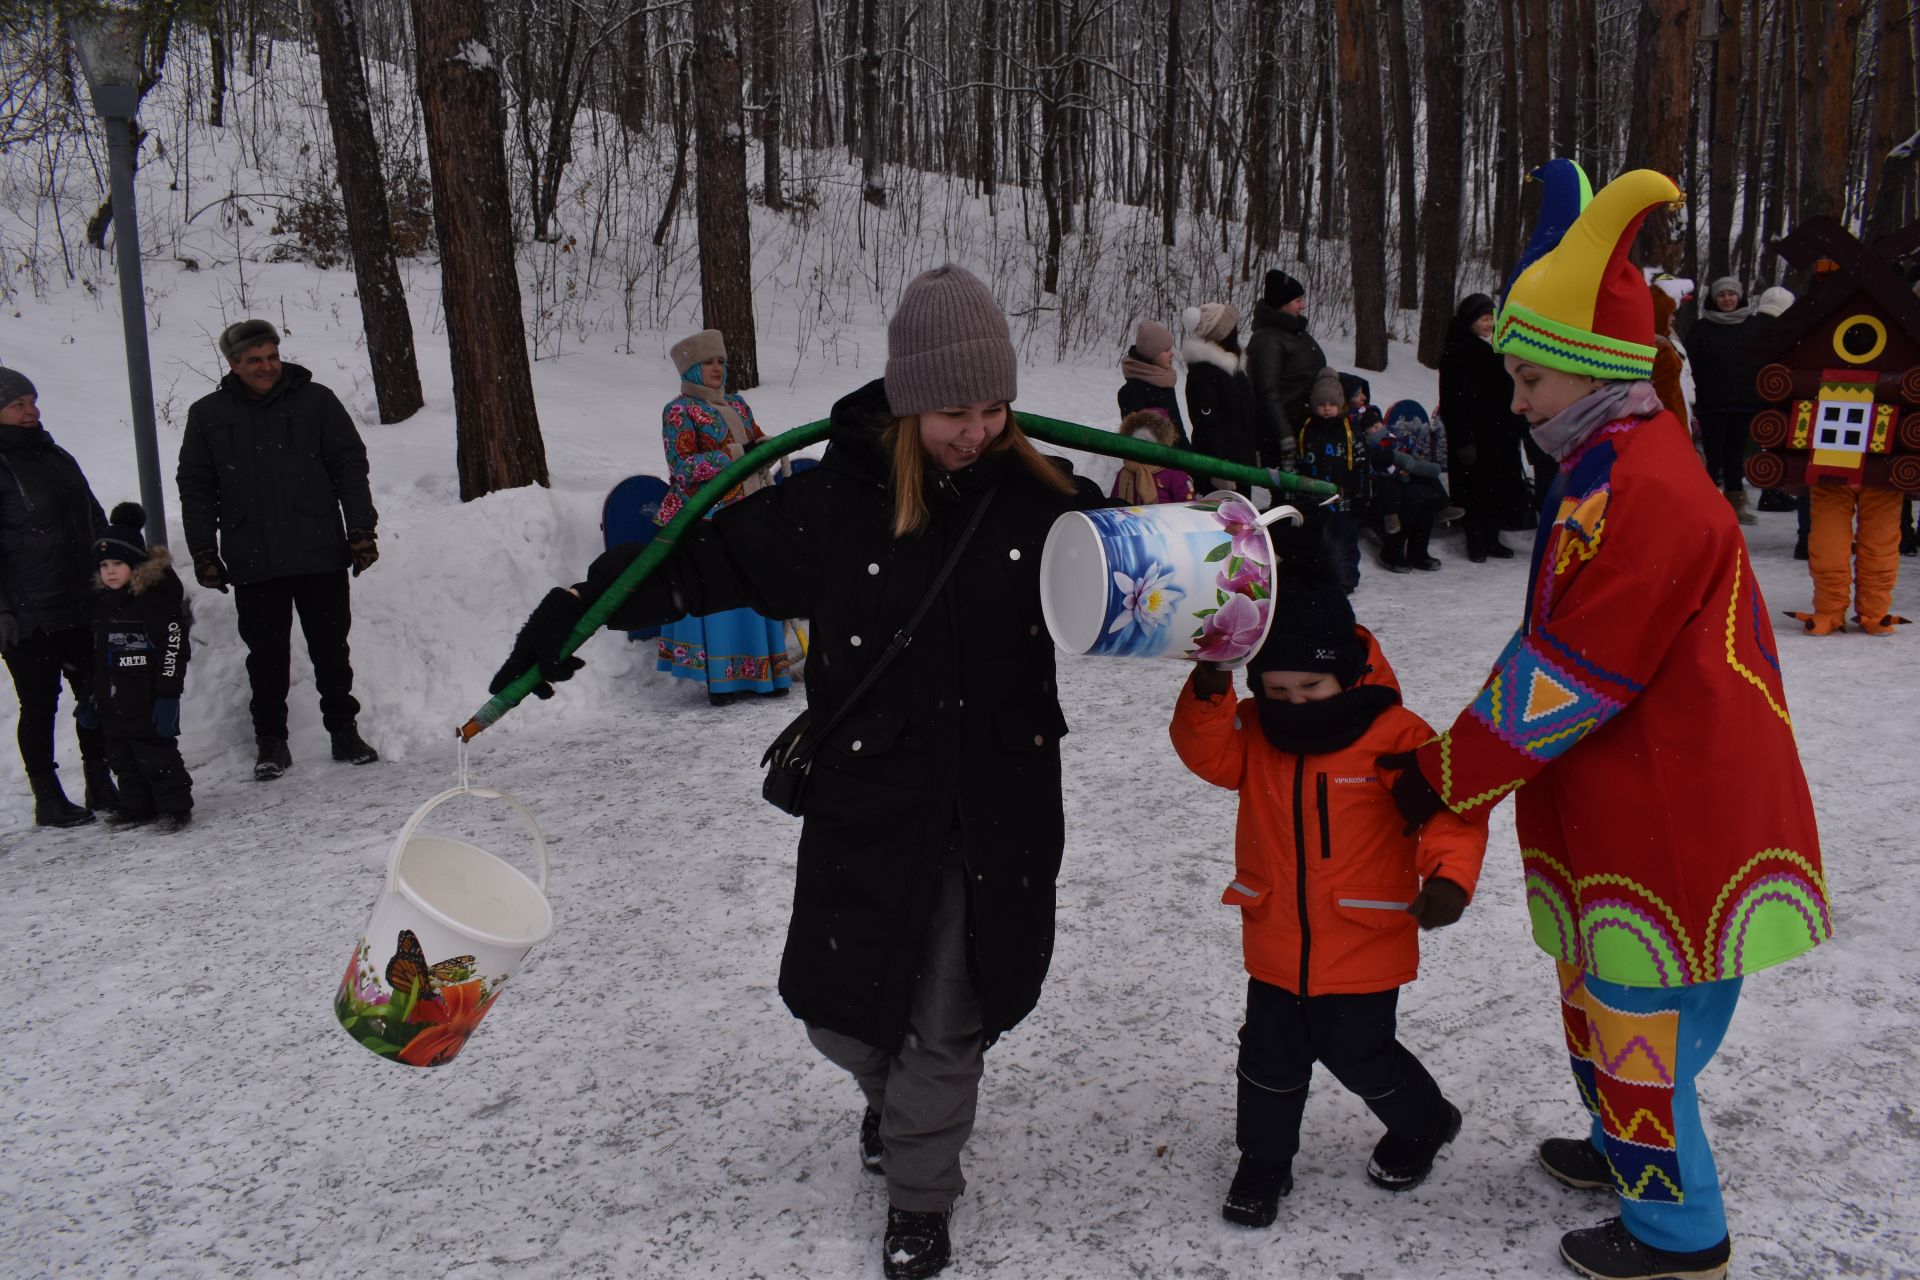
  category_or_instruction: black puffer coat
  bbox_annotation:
[1183,336,1262,488]
[176,363,376,586]
[1116,355,1189,446]
[1438,322,1531,514]
[91,550,190,736]
[594,379,1101,1050]
[0,425,105,638]
[1687,309,1764,414]
[1245,301,1326,460]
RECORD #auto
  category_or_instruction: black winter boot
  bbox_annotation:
[1538,1136,1615,1190]
[1366,1101,1462,1190]
[82,756,121,813]
[1378,532,1412,573]
[882,1207,951,1280]
[1407,516,1442,570]
[859,1108,885,1174]
[29,770,94,827]
[1466,530,1489,563]
[1792,531,1810,561]
[255,738,292,781]
[330,727,379,765]
[1221,1155,1292,1227]
[1485,532,1516,559]
[1559,1217,1730,1279]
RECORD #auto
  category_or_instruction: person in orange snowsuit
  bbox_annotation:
[1171,576,1486,1230]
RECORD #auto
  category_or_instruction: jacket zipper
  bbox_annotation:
[1293,754,1311,996]
[1317,772,1332,860]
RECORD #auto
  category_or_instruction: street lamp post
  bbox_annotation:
[71,11,168,552]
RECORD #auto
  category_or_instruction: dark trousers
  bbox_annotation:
[2,625,104,778]
[233,571,360,740]
[1236,979,1450,1166]
[107,731,192,815]
[1700,409,1752,496]
[1325,509,1361,593]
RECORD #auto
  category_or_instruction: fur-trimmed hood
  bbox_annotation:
[1182,334,1244,376]
[96,545,174,594]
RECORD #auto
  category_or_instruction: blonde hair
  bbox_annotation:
[884,410,1078,538]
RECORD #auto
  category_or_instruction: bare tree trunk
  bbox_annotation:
[311,0,423,424]
[1735,0,1769,280]
[413,0,548,499]
[1491,0,1520,269]
[841,0,859,152]
[619,0,649,130]
[1519,0,1550,233]
[754,0,785,209]
[1382,0,1417,311]
[1706,0,1740,281]
[692,0,761,389]
[976,0,997,196]
[653,54,692,246]
[1160,0,1181,247]
[1575,0,1599,174]
[1244,0,1280,257]
[206,13,226,127]
[1418,0,1464,367]
[1314,28,1337,241]
[1627,0,1703,264]
[1864,0,1917,238]
[1335,0,1388,369]
[1760,9,1797,285]
[1797,0,1867,223]
[1554,0,1578,158]
[1038,0,1065,291]
[859,0,884,205]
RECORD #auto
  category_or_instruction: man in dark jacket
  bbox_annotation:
[1245,269,1326,470]
[176,320,380,779]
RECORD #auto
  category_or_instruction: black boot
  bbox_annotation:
[1366,1101,1462,1191]
[1792,531,1810,561]
[1378,531,1411,573]
[859,1108,885,1174]
[1559,1217,1730,1280]
[1538,1136,1615,1191]
[882,1207,951,1280]
[1407,515,1442,570]
[82,756,121,813]
[255,738,292,781]
[30,770,94,827]
[330,727,379,765]
[1221,1155,1292,1227]
[1485,532,1516,559]
[1465,529,1489,564]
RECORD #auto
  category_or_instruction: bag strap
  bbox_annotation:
[792,480,1002,757]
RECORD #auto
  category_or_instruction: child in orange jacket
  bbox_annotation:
[1170,576,1487,1228]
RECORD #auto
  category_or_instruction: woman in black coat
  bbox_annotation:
[492,267,1102,1280]
[1181,301,1261,495]
[0,368,115,826]
[1687,276,1763,523]
[1437,295,1530,561]
[1116,318,1189,446]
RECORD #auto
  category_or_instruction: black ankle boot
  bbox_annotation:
[859,1108,884,1174]
[1465,530,1489,563]
[1221,1154,1293,1227]
[1379,532,1411,572]
[882,1207,951,1279]
[255,738,292,781]
[30,770,94,827]
[82,757,121,812]
[330,727,379,765]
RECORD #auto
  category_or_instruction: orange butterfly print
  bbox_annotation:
[385,929,476,1002]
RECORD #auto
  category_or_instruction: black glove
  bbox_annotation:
[1378,749,1446,834]
[194,552,229,593]
[348,529,379,576]
[489,588,589,699]
[1190,661,1233,700]
[0,611,16,651]
[1406,877,1468,930]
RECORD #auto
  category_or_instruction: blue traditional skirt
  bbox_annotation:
[656,606,793,695]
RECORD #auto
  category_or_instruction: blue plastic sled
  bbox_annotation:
[601,475,671,641]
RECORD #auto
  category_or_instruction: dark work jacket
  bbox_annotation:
[591,379,1103,1050]
[176,363,376,586]
[1437,325,1531,507]
[1183,337,1262,489]
[1687,311,1764,414]
[1245,301,1326,459]
[1116,357,1189,447]
[92,551,190,736]
[0,425,105,638]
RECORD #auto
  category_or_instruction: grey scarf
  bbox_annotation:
[1529,380,1665,461]
[679,378,769,499]
[1698,305,1751,326]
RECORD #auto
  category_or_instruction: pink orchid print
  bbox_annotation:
[1216,555,1265,596]
[1191,592,1269,662]
[1109,561,1186,634]
[1213,502,1271,565]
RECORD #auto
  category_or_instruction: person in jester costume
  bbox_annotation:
[1383,164,1830,1280]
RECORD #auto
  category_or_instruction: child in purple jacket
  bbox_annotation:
[1110,409,1199,505]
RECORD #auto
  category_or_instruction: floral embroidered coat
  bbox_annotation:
[655,391,766,527]
[1414,408,1830,988]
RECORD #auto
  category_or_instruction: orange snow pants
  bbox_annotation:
[1806,484,1903,634]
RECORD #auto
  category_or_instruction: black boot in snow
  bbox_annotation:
[1538,1137,1615,1190]
[1485,533,1516,559]
[330,727,380,765]
[30,770,94,827]
[1559,1217,1730,1280]
[882,1207,951,1280]
[255,738,292,781]
[1793,531,1810,561]
[1378,532,1412,573]
[83,756,121,813]
[1366,1101,1462,1190]
[1221,1155,1293,1227]
[859,1108,885,1174]
[1466,530,1489,563]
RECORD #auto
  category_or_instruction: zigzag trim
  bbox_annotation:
[1597,1103,1677,1148]
[1436,732,1525,813]
[1573,871,1706,984]
[1522,714,1606,756]
[1722,550,1793,730]
[1613,1161,1686,1202]
[1533,625,1644,695]
[1554,511,1606,576]
[1585,1023,1678,1086]
[1702,847,1832,970]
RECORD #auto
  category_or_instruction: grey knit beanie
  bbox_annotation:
[1133,319,1175,359]
[669,328,726,375]
[1708,276,1743,300]
[884,265,1018,416]
[1308,367,1346,409]
[0,367,36,408]
[219,319,280,362]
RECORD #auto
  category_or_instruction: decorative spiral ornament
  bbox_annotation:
[1898,411,1920,452]
[1901,366,1920,405]
[1745,451,1787,489]
[1755,364,1796,403]
[1888,454,1920,492]
[1748,409,1791,448]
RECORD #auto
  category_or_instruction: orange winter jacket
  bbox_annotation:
[1170,631,1487,997]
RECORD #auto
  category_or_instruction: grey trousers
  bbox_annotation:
[806,857,985,1213]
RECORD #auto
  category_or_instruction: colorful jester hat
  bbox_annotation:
[1493,164,1684,380]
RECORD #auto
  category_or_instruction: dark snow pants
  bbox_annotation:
[807,850,985,1213]
[2,624,105,779]
[107,731,192,815]
[233,570,360,740]
[1700,409,1752,496]
[1235,979,1450,1166]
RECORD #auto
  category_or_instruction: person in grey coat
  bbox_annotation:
[175,320,380,780]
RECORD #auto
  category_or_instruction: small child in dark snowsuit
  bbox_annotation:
[1367,400,1453,572]
[84,503,193,830]
[1294,368,1370,592]
[1170,577,1486,1227]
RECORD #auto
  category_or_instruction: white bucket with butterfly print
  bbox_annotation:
[334,784,554,1068]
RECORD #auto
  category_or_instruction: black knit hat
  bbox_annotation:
[95,502,148,566]
[1455,293,1496,325]
[1264,269,1305,309]
[0,367,36,409]
[1248,576,1366,686]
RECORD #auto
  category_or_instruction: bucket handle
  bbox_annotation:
[386,785,549,897]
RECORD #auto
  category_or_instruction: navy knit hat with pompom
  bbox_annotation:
[95,502,149,566]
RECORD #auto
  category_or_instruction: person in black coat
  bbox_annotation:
[1687,275,1763,524]
[1437,295,1528,561]
[1245,269,1325,469]
[493,266,1104,1280]
[176,320,380,779]
[1182,300,1262,495]
[83,504,192,831]
[1116,319,1189,446]
[0,367,115,826]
